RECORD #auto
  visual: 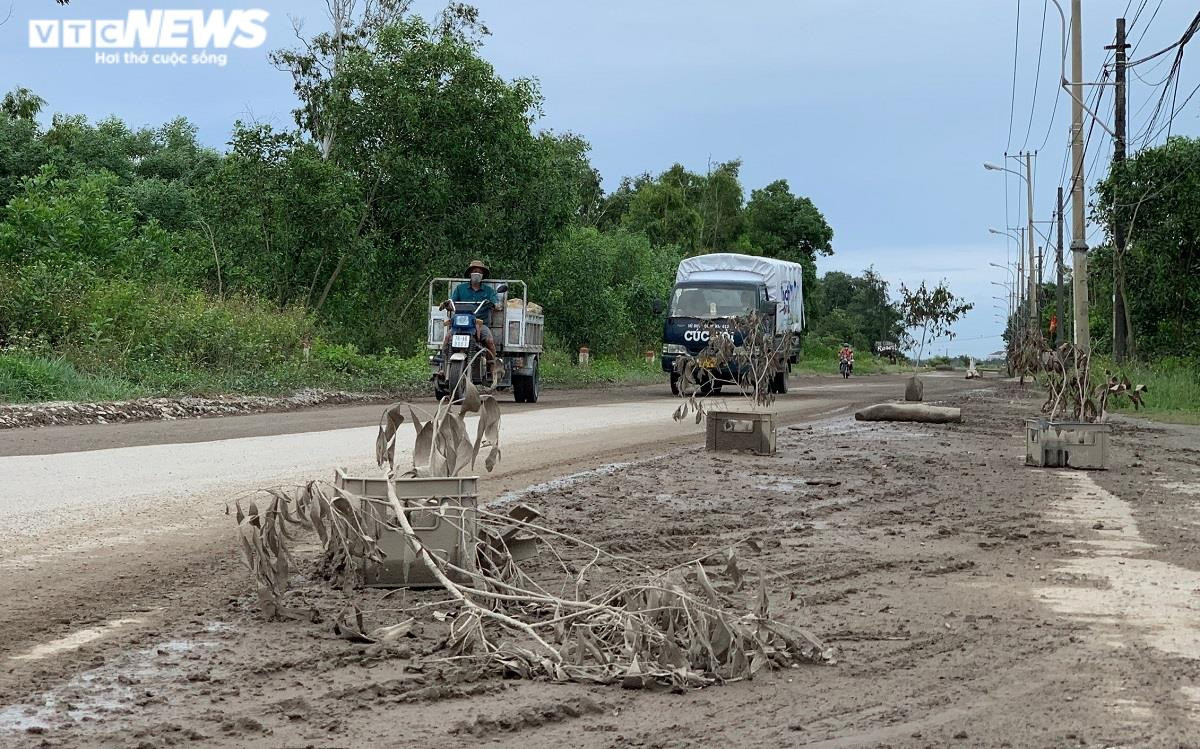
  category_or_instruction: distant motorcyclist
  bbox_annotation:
[439,260,499,377]
[838,343,854,378]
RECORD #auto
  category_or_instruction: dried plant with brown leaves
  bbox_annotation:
[1041,343,1147,422]
[671,313,793,424]
[234,389,830,688]
[1008,327,1047,384]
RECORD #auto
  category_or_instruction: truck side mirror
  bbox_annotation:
[651,299,664,315]
[759,299,776,314]
[494,283,509,294]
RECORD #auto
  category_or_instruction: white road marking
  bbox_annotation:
[1036,471,1200,721]
[8,617,148,661]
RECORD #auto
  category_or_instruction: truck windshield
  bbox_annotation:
[669,285,757,319]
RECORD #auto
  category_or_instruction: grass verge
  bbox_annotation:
[540,349,664,388]
[0,346,666,405]
[1108,357,1200,425]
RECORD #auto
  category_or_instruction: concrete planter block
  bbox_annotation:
[1025,419,1112,470]
[706,410,776,455]
[905,376,924,402]
[334,469,479,588]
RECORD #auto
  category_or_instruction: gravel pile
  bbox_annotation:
[0,389,384,429]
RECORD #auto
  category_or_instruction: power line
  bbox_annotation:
[1021,0,1049,151]
[1130,0,1164,56]
[1036,67,1064,151]
[1127,10,1200,68]
[1006,0,1022,152]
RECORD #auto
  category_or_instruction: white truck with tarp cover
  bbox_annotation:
[674,254,805,331]
[660,253,806,396]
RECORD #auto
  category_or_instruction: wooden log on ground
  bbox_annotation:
[855,403,962,424]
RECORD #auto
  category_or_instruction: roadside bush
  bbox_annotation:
[534,227,681,356]
[1108,356,1200,422]
[0,168,171,275]
[0,349,136,403]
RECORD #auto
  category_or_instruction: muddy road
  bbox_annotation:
[2,375,1200,747]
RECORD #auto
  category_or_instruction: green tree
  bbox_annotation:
[200,124,366,309]
[898,280,973,365]
[298,15,580,347]
[1,87,46,121]
[1094,135,1200,359]
[534,227,680,354]
[744,179,833,264]
[808,267,902,351]
[622,167,702,252]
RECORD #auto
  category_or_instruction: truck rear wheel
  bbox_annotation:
[513,359,540,403]
[770,371,788,395]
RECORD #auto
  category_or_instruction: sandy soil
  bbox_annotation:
[3,378,1199,748]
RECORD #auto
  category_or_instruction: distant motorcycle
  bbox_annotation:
[839,357,853,379]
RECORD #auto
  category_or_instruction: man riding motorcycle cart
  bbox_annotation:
[429,261,544,403]
[439,260,499,382]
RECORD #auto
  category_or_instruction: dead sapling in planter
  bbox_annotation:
[855,280,971,423]
[1008,327,1048,385]
[234,380,831,689]
[671,313,793,455]
[1026,342,1146,470]
[897,279,973,402]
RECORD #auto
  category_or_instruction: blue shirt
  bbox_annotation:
[452,282,500,321]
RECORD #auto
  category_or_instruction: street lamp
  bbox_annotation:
[985,158,1038,330]
[988,232,1026,313]
[989,263,1018,321]
[988,261,1016,278]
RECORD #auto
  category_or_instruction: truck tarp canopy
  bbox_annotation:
[674,253,805,332]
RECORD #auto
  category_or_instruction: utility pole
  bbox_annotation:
[1056,186,1065,345]
[1025,152,1038,333]
[1016,227,1026,328]
[1108,17,1131,362]
[1037,244,1043,308]
[1070,0,1090,349]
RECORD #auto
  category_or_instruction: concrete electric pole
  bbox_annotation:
[1025,152,1037,333]
[1070,0,1089,349]
[1056,186,1065,345]
[1108,17,1131,362]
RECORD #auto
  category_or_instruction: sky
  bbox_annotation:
[3,0,1198,358]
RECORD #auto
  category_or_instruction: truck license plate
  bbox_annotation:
[451,334,471,348]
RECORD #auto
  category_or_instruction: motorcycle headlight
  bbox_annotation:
[662,344,688,355]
